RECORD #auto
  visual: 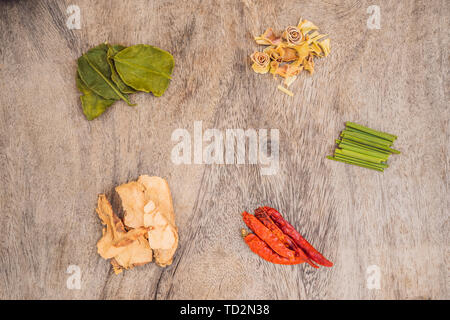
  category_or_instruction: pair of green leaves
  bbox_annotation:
[76,43,174,120]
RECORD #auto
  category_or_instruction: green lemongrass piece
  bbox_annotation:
[335,157,385,171]
[341,137,394,155]
[338,142,390,160]
[335,148,385,164]
[327,156,384,172]
[341,139,390,155]
[330,156,384,171]
[344,127,395,143]
[341,138,391,155]
[346,122,397,142]
[339,140,390,158]
[335,154,388,168]
[341,135,401,154]
[342,130,392,146]
[335,153,388,167]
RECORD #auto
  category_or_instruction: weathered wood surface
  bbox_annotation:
[0,0,448,300]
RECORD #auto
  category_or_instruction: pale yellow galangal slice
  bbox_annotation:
[115,175,179,267]
[96,194,152,273]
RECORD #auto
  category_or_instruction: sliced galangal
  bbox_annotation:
[96,194,152,273]
[113,175,179,267]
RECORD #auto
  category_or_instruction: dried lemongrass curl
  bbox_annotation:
[250,18,330,95]
[318,38,331,57]
[298,19,318,34]
[277,85,294,97]
[283,26,303,45]
[255,28,282,45]
[264,46,282,62]
[250,51,270,74]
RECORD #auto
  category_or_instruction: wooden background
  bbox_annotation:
[0,0,448,300]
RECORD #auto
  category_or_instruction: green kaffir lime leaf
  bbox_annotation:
[113,44,174,96]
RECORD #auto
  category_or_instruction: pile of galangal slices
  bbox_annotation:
[96,175,178,274]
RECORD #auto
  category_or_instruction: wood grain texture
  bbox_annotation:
[0,0,448,299]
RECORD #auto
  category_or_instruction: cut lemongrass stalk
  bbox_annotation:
[344,127,396,143]
[341,138,391,155]
[335,154,388,169]
[340,139,390,156]
[342,138,392,155]
[330,122,399,172]
[341,135,401,154]
[334,157,385,171]
[284,76,297,87]
[327,156,384,172]
[335,152,388,165]
[346,121,397,142]
[335,148,385,164]
[342,130,393,146]
[334,157,387,171]
[277,85,294,96]
[338,142,390,160]
[339,143,389,161]
[344,127,393,141]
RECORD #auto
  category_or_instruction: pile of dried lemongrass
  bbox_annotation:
[250,19,330,96]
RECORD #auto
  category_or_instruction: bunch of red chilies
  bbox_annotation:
[242,207,333,268]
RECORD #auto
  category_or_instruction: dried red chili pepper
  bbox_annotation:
[242,211,295,260]
[262,206,333,267]
[242,231,307,265]
[254,207,319,269]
